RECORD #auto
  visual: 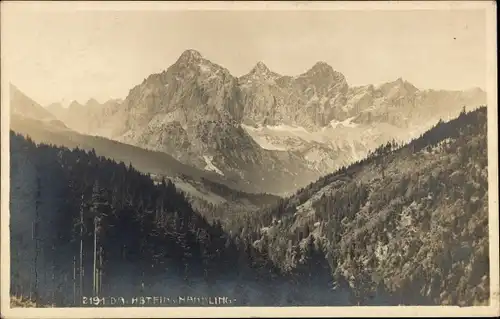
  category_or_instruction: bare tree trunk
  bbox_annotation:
[30,221,34,301]
[99,246,103,295]
[79,195,84,300]
[95,251,100,296]
[73,255,76,304]
[34,176,41,302]
[33,228,38,301]
[93,217,97,296]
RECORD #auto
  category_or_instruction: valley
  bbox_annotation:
[8,51,490,308]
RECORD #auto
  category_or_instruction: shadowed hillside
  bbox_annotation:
[9,107,490,307]
[218,107,490,306]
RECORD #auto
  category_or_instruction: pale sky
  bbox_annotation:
[1,2,490,106]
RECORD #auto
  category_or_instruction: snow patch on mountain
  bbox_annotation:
[203,155,224,176]
[265,124,310,133]
[329,117,359,128]
[240,126,288,151]
[199,63,211,73]
[264,125,323,143]
[243,122,371,152]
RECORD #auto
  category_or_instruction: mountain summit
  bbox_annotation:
[253,61,269,72]
[250,61,275,76]
[302,61,336,76]
[41,50,487,194]
[378,77,419,98]
[241,61,281,83]
[177,49,203,63]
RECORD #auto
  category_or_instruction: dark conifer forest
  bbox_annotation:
[10,107,490,307]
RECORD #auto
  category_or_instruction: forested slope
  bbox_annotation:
[9,132,336,307]
[11,114,245,192]
[11,113,280,221]
[10,107,490,307]
[10,132,255,306]
[223,107,490,306]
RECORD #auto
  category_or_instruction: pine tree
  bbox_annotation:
[79,193,85,300]
[90,181,110,296]
[93,215,97,295]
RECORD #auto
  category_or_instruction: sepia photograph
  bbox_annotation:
[1,1,498,318]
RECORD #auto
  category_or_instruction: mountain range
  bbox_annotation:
[37,49,485,196]
[9,103,490,306]
[7,47,491,306]
[10,83,283,221]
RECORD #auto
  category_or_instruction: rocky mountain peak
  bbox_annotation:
[171,49,232,78]
[298,61,347,88]
[393,77,414,88]
[240,61,281,83]
[68,100,83,109]
[378,77,419,97]
[303,61,335,76]
[85,98,100,107]
[252,61,271,74]
[176,49,203,64]
[68,100,83,110]
[312,61,333,70]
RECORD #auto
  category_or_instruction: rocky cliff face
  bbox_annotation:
[115,50,244,158]
[348,79,486,128]
[100,50,319,194]
[42,49,487,194]
[239,61,349,129]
